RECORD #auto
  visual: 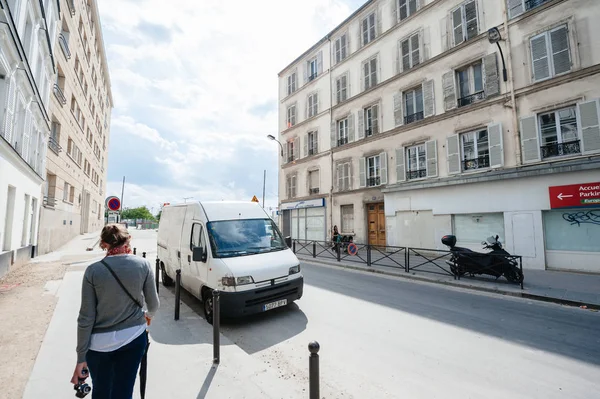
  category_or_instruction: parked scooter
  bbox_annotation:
[441,235,524,284]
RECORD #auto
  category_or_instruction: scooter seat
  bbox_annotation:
[452,246,474,253]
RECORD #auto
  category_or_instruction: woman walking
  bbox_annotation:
[71,223,160,398]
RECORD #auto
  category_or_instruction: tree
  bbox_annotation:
[156,210,162,222]
[121,206,156,221]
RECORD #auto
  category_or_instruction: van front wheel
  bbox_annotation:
[202,289,214,325]
[161,263,174,287]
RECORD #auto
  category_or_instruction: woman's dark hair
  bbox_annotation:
[101,223,130,248]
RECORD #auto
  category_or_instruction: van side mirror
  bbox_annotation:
[284,236,292,248]
[192,246,207,262]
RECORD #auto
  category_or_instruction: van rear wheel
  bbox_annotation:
[161,263,174,287]
[202,289,214,325]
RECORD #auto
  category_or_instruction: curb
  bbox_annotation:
[298,256,600,311]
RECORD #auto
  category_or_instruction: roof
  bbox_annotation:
[200,201,269,222]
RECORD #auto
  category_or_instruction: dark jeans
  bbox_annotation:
[86,330,147,399]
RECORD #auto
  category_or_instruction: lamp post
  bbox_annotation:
[488,27,507,82]
[183,196,193,203]
[267,135,284,157]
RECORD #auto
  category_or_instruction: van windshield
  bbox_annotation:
[206,218,287,258]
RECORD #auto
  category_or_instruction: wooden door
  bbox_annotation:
[368,203,386,246]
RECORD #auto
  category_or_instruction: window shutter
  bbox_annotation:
[377,7,382,37]
[305,97,309,120]
[531,34,550,81]
[3,76,17,143]
[425,140,438,177]
[348,162,354,190]
[508,0,524,19]
[578,99,600,155]
[335,164,341,192]
[331,120,337,149]
[391,0,398,25]
[442,71,457,111]
[359,157,366,188]
[395,42,401,75]
[550,26,571,75]
[347,71,351,98]
[348,113,355,142]
[520,115,541,163]
[361,61,367,92]
[294,137,300,160]
[395,148,406,182]
[333,39,339,65]
[487,122,504,168]
[393,92,404,127]
[440,16,449,52]
[484,53,500,97]
[358,21,364,49]
[303,135,308,158]
[336,78,341,104]
[465,1,478,40]
[317,51,323,75]
[29,123,38,168]
[315,92,320,114]
[380,152,388,185]
[401,39,410,72]
[446,134,461,174]
[411,33,420,67]
[422,79,435,118]
[314,131,319,153]
[421,27,429,62]
[303,62,308,84]
[372,104,379,134]
[22,110,32,161]
[452,8,464,46]
[358,110,365,140]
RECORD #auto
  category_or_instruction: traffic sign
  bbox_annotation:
[251,195,259,203]
[549,182,600,209]
[347,243,358,256]
[106,196,121,211]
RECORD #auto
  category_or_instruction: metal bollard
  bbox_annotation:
[367,245,371,267]
[405,249,409,273]
[155,258,160,295]
[313,242,316,258]
[133,248,137,255]
[308,341,320,399]
[336,244,341,262]
[292,240,296,254]
[213,290,221,364]
[174,269,181,321]
[142,252,146,258]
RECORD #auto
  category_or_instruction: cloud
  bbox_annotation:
[98,0,358,209]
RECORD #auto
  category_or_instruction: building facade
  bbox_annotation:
[38,0,112,254]
[277,0,600,273]
[1,0,59,277]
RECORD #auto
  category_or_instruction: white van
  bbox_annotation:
[157,201,303,322]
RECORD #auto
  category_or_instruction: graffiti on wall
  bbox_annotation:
[562,211,600,226]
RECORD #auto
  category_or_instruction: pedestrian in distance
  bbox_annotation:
[332,225,340,250]
[71,223,159,398]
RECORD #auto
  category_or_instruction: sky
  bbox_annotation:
[97,0,366,215]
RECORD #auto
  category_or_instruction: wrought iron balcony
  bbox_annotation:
[58,33,71,59]
[407,169,427,180]
[67,0,76,15]
[404,111,424,125]
[525,0,550,11]
[43,196,57,208]
[308,73,318,82]
[365,128,374,137]
[48,135,62,154]
[53,84,67,105]
[310,188,320,195]
[463,155,490,171]
[367,176,381,187]
[541,140,581,159]
[457,91,485,107]
[308,147,316,156]
[337,137,348,146]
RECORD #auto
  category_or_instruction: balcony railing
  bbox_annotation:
[458,91,485,107]
[308,73,317,82]
[463,155,490,171]
[53,84,67,105]
[407,169,427,180]
[58,33,71,59]
[43,196,57,208]
[337,137,348,146]
[525,0,550,11]
[404,111,424,125]
[367,176,381,187]
[48,135,62,154]
[541,140,581,159]
[308,147,316,156]
[309,188,320,195]
[67,0,76,15]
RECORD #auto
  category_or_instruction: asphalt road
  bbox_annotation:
[132,229,600,398]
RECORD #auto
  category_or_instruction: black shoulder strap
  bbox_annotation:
[100,259,143,309]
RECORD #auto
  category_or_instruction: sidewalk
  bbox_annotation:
[297,254,600,309]
[31,230,103,264]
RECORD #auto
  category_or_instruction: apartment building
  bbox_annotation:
[0,0,59,277]
[37,0,112,254]
[277,0,600,273]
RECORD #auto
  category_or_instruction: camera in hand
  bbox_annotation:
[74,368,91,398]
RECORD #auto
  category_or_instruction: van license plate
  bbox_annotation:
[263,299,287,311]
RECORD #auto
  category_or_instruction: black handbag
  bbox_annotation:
[100,260,151,399]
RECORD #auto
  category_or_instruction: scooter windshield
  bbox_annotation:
[206,218,287,258]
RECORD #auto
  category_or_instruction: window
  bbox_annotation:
[286,140,296,163]
[400,32,420,72]
[309,170,320,194]
[307,93,318,118]
[461,129,490,170]
[363,104,379,137]
[406,144,426,180]
[363,56,378,90]
[398,0,419,21]
[337,162,351,191]
[530,25,571,82]
[451,1,478,46]
[538,106,580,159]
[307,131,318,155]
[457,61,484,107]
[287,72,296,95]
[508,0,552,19]
[361,12,376,46]
[69,185,75,203]
[341,205,354,233]
[63,182,69,201]
[84,159,90,176]
[334,34,348,64]
[190,223,207,252]
[286,104,296,128]
[336,74,348,104]
[286,174,297,198]
[308,58,318,81]
[338,118,349,146]
[404,87,424,124]
[366,155,381,186]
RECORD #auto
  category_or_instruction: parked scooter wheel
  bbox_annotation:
[505,267,524,284]
[161,263,174,286]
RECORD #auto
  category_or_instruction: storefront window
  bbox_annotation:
[543,209,600,252]
[453,213,505,244]
[286,204,326,242]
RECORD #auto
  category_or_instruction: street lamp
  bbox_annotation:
[267,135,284,157]
[488,27,508,82]
[183,196,193,203]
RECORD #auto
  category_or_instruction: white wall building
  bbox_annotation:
[277,0,600,273]
[0,0,59,277]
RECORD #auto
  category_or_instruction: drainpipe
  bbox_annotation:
[502,1,521,166]
[327,36,334,236]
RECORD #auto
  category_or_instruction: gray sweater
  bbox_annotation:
[76,255,160,363]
